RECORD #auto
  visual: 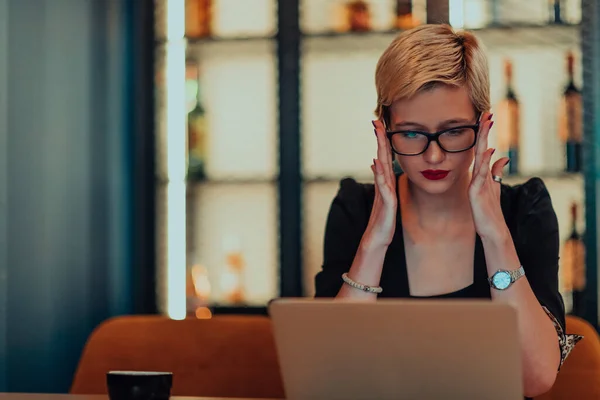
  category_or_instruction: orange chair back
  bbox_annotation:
[536,315,600,399]
[70,315,285,399]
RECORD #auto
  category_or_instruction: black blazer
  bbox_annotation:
[315,173,566,341]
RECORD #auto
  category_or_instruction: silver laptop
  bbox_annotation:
[268,298,523,400]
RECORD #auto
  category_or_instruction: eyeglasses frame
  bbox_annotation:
[384,114,482,156]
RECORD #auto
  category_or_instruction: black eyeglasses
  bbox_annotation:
[385,118,481,156]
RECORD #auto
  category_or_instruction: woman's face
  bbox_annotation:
[387,85,479,195]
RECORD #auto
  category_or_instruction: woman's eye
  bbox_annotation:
[402,131,419,138]
[446,128,466,135]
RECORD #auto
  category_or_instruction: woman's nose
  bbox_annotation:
[423,141,445,164]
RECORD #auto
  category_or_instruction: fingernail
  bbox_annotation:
[371,120,376,128]
[374,129,378,137]
[491,148,496,155]
[487,114,494,120]
[506,158,511,165]
[489,121,494,129]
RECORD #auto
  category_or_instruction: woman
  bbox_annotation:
[314,24,581,398]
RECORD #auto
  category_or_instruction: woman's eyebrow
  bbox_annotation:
[393,117,474,130]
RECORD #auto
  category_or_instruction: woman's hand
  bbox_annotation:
[335,119,396,298]
[469,112,511,241]
[362,120,398,249]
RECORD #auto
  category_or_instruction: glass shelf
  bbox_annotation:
[302,22,579,37]
[187,35,275,44]
[156,35,274,47]
[186,177,278,185]
[186,37,275,58]
[302,23,580,53]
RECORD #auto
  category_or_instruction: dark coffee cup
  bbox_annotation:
[106,371,173,400]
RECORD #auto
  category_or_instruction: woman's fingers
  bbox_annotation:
[471,148,495,192]
[473,112,493,175]
[373,120,395,187]
[491,157,510,196]
[491,157,510,178]
[374,158,394,203]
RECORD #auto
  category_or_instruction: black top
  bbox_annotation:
[314,175,567,396]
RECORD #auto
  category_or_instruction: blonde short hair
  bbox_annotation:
[374,24,490,122]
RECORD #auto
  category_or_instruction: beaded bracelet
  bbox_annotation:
[342,273,383,294]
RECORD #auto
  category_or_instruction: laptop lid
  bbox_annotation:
[268,298,523,400]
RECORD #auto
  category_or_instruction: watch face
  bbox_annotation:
[492,271,511,290]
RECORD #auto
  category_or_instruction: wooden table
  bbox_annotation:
[0,395,279,400]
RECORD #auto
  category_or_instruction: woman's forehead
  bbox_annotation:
[389,85,475,125]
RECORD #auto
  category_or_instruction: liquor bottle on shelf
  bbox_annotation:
[187,262,211,303]
[186,63,208,182]
[549,0,581,24]
[489,0,500,26]
[185,0,212,39]
[219,236,246,305]
[395,0,415,30]
[558,51,583,173]
[346,1,371,32]
[549,0,563,24]
[496,59,520,175]
[561,202,586,316]
[186,261,213,318]
[191,264,211,302]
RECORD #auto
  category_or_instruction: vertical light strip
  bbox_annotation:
[449,0,465,28]
[165,0,187,320]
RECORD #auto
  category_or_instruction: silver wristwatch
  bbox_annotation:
[488,266,525,291]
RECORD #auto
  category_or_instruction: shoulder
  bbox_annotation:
[500,177,558,244]
[326,178,375,237]
[329,177,375,219]
[500,177,553,215]
[321,177,376,266]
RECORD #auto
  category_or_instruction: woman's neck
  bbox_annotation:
[399,173,473,230]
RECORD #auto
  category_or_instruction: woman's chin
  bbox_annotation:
[409,174,456,195]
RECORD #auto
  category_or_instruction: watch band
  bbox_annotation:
[488,265,525,290]
[509,265,526,282]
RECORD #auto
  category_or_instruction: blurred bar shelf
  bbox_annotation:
[156,177,278,185]
[157,36,276,59]
[187,177,278,185]
[303,171,583,184]
[185,36,275,58]
[156,35,275,46]
[303,23,580,53]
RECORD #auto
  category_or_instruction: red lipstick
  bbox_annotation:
[421,170,450,180]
